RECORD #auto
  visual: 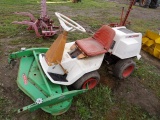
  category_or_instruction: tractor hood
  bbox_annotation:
[110,26,142,60]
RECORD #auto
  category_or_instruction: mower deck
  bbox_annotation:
[9,48,87,115]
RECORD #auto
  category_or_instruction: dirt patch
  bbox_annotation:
[100,69,160,118]
[114,78,160,117]
[141,51,160,70]
[99,51,160,118]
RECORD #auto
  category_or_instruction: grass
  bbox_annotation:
[133,59,160,98]
[32,85,158,120]
[74,85,114,120]
[0,0,160,119]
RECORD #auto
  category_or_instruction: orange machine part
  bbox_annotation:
[45,31,68,66]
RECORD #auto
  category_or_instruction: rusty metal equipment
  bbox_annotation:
[109,0,136,27]
[12,0,59,38]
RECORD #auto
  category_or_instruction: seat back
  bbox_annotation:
[93,25,115,50]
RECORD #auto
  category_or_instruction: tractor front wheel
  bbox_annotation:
[72,71,100,90]
[113,59,136,79]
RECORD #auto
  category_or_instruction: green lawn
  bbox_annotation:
[0,0,160,119]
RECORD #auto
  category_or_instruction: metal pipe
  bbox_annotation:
[119,7,124,26]
[121,0,135,26]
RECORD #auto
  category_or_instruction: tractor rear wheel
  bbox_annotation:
[113,59,136,79]
[72,71,100,90]
[139,0,151,7]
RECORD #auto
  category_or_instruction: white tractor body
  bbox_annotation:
[110,26,142,60]
[39,42,104,85]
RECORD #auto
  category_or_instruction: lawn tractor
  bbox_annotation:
[8,12,142,115]
[12,0,59,38]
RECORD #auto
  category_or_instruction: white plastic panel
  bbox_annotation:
[111,27,142,59]
[39,42,104,85]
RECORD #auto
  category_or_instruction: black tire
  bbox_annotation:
[149,0,158,8]
[139,0,151,7]
[113,59,136,79]
[72,71,100,90]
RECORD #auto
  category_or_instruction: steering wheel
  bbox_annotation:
[55,12,86,32]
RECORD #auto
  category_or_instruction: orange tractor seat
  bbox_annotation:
[75,25,115,56]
